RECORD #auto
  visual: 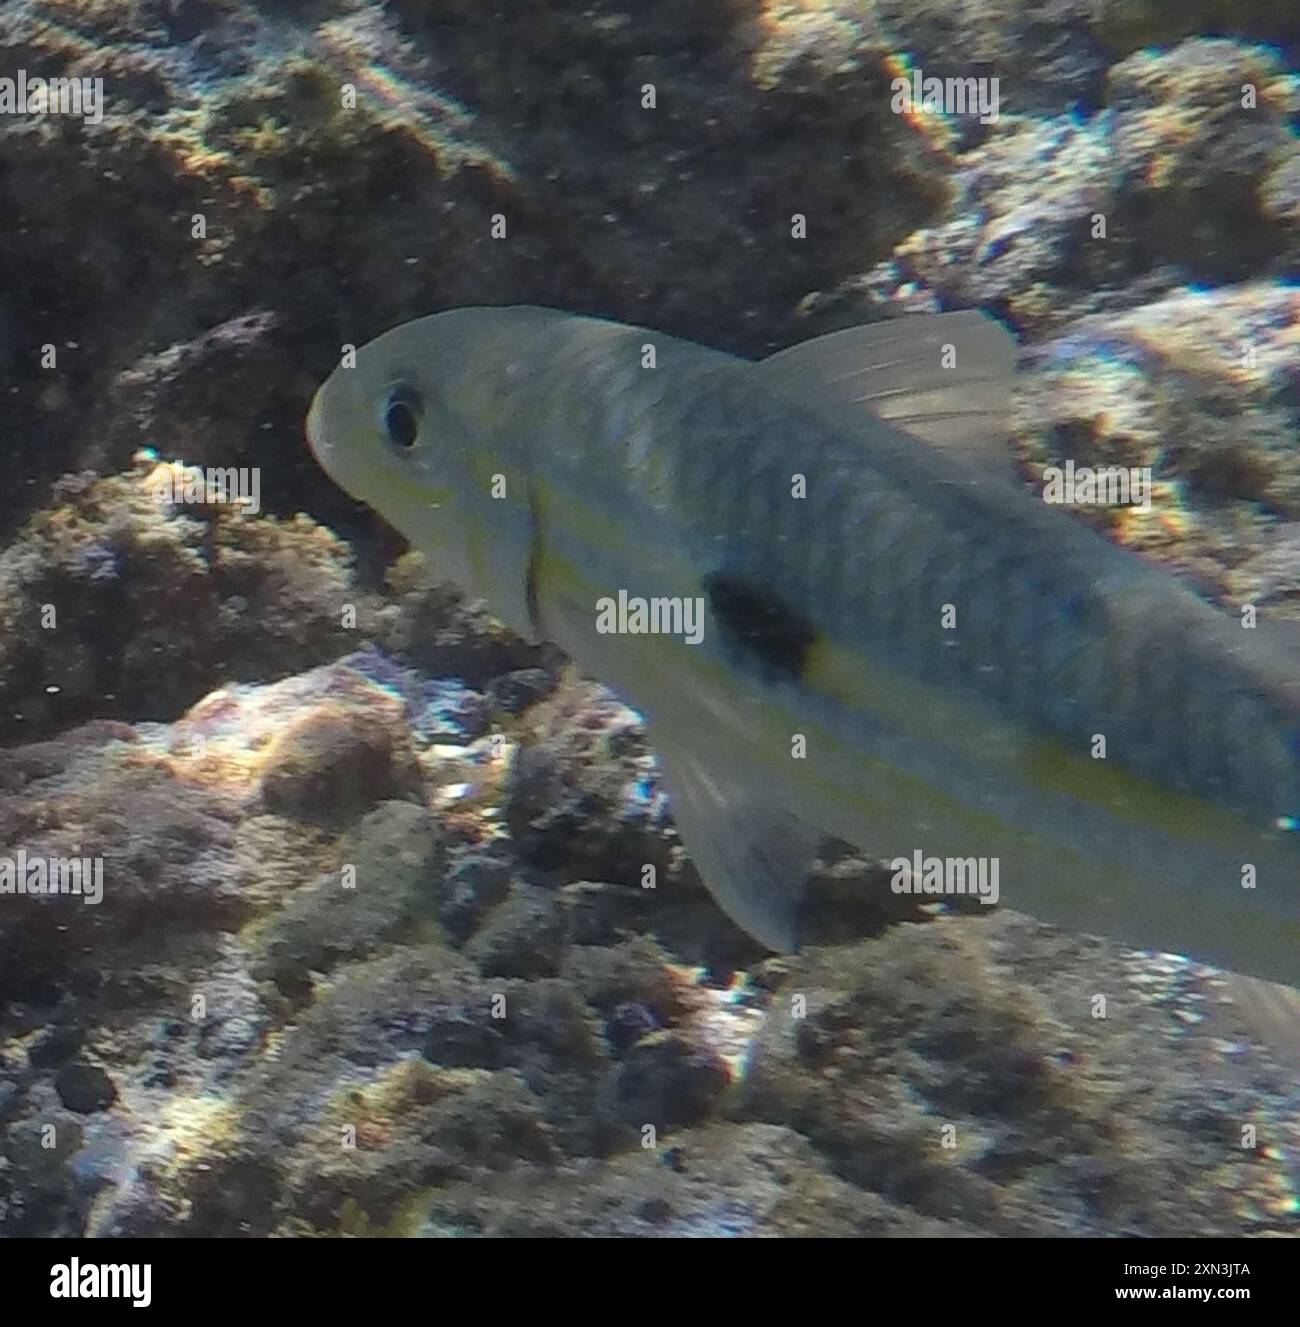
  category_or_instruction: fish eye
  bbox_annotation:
[380,384,422,450]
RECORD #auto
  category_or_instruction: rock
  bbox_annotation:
[54,1063,118,1114]
[607,1030,730,1130]
[259,705,423,823]
[251,801,443,989]
[466,887,566,979]
[28,1025,86,1069]
[438,845,514,942]
[486,667,558,716]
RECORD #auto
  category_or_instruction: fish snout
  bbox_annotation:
[305,382,329,463]
[305,377,361,496]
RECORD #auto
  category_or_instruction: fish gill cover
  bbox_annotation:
[0,0,1296,1255]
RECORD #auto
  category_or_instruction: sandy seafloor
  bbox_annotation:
[0,0,1297,1237]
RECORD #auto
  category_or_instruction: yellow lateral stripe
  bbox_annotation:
[533,523,1262,860]
[522,437,1269,859]
[807,631,1265,846]
[528,542,1057,860]
[529,471,661,577]
[533,471,1235,848]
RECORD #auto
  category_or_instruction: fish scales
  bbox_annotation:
[578,347,1299,820]
[308,306,1300,981]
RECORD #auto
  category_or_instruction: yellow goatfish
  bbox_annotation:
[307,306,1300,987]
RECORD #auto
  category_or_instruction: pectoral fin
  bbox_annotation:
[1212,973,1300,1076]
[657,744,818,951]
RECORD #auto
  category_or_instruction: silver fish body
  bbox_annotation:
[308,306,1300,984]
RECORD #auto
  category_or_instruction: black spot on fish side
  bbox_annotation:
[702,572,817,680]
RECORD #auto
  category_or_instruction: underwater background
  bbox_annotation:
[0,0,1298,1237]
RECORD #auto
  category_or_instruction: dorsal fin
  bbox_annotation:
[756,310,1021,481]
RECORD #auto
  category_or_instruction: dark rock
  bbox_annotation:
[28,1024,85,1069]
[466,888,566,979]
[608,1031,729,1130]
[486,668,558,716]
[558,880,650,946]
[606,1002,660,1055]
[438,847,514,941]
[422,1011,507,1069]
[54,1063,118,1114]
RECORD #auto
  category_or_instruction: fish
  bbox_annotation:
[307,304,1300,988]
